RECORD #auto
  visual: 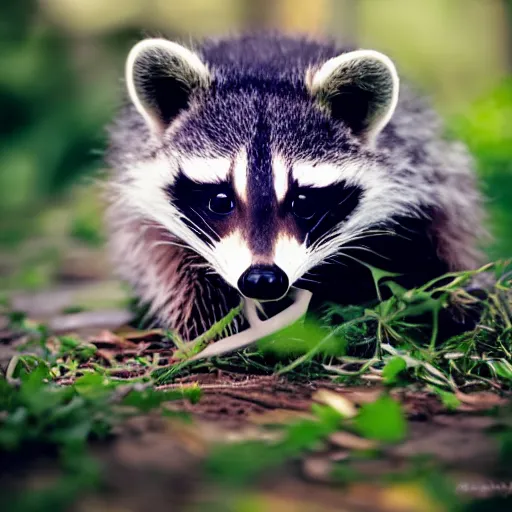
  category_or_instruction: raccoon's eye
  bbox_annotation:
[209,192,235,215]
[291,193,316,220]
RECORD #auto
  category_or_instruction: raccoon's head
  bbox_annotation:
[122,37,403,302]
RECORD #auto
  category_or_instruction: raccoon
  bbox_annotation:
[106,33,486,342]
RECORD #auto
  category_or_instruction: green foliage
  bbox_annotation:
[354,395,407,442]
[0,1,119,251]
[382,356,407,385]
[451,80,512,168]
[0,26,110,211]
[0,3,511,509]
[2,265,511,510]
[151,263,512,396]
[257,316,347,357]
[122,384,201,412]
[69,195,105,247]
[173,299,245,358]
[429,387,461,411]
[206,404,345,486]
[0,362,198,453]
[450,79,512,259]
[0,351,200,511]
[58,336,98,361]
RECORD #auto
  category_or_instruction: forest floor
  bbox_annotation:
[1,264,512,512]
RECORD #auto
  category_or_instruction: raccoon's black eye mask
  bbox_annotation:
[290,192,317,220]
[167,171,362,247]
[167,173,238,244]
[284,181,363,243]
[170,175,234,215]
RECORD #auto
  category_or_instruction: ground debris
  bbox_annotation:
[1,286,512,512]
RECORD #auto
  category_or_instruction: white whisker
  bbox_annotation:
[338,245,392,261]
[189,206,221,240]
[151,240,192,251]
[297,276,321,285]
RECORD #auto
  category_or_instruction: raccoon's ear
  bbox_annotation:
[308,50,399,142]
[125,38,210,134]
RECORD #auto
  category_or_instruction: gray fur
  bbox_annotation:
[105,33,487,339]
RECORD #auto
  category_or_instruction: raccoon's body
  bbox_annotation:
[106,33,486,340]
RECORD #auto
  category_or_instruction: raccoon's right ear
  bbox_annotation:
[308,50,399,143]
[125,39,210,134]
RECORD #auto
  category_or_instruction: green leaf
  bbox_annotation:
[282,408,341,455]
[19,361,50,390]
[354,395,407,442]
[206,403,343,486]
[123,385,201,412]
[430,387,461,411]
[74,373,112,399]
[0,377,17,411]
[258,318,346,357]
[488,359,512,381]
[382,357,407,385]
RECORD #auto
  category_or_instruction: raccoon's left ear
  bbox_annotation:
[125,38,210,134]
[308,50,399,142]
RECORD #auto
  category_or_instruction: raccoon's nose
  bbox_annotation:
[238,265,289,301]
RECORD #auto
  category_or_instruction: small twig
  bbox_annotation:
[191,288,313,360]
[5,356,21,386]
[155,375,276,391]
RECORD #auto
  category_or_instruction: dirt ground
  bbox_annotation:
[76,375,510,511]
[2,282,512,512]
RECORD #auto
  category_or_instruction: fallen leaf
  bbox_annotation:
[455,391,508,410]
[89,330,139,350]
[302,455,333,483]
[328,450,350,462]
[343,387,383,405]
[95,348,117,364]
[248,409,314,425]
[313,390,358,418]
[117,328,165,341]
[329,431,378,451]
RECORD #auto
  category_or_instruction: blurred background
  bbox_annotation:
[1,0,512,294]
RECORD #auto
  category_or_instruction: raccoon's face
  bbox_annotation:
[123,38,401,302]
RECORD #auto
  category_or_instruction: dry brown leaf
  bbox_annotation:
[302,455,333,483]
[455,391,508,410]
[328,450,350,462]
[89,330,139,350]
[313,389,358,418]
[343,387,383,405]
[116,328,165,341]
[95,349,116,364]
[329,431,378,451]
[248,409,314,425]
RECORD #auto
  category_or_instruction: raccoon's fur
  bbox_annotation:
[106,33,486,341]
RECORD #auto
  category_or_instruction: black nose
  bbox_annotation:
[238,265,289,301]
